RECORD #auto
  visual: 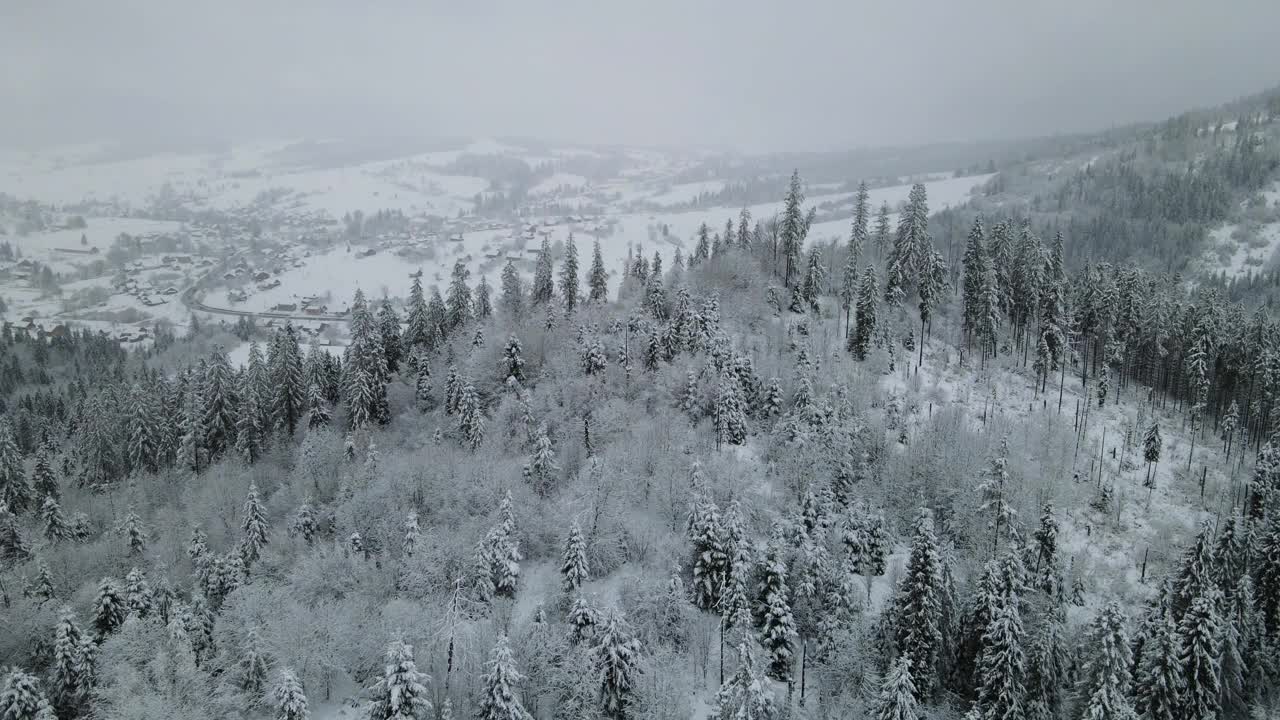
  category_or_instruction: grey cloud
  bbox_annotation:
[3,0,1279,152]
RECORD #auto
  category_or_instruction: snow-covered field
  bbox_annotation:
[0,139,990,345]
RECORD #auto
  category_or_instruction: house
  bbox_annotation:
[162,286,179,295]
[253,271,271,282]
[273,303,298,312]
[228,289,248,302]
[303,306,327,316]
[48,325,69,339]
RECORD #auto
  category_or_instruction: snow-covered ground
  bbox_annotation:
[1202,221,1280,278]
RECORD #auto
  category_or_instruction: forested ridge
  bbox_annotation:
[3,160,1280,720]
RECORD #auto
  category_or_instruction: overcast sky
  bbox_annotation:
[4,0,1279,153]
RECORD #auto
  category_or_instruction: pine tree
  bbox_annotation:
[0,419,31,513]
[1031,503,1061,595]
[501,259,525,320]
[270,326,307,436]
[290,498,318,545]
[567,594,599,645]
[503,334,525,383]
[594,608,640,719]
[850,265,878,360]
[405,274,431,348]
[893,509,944,698]
[1076,602,1137,720]
[457,380,485,451]
[780,170,806,287]
[29,558,55,602]
[531,237,555,306]
[236,369,265,464]
[445,259,473,330]
[523,423,558,495]
[306,382,331,429]
[376,300,403,375]
[123,566,152,618]
[977,436,1016,556]
[713,368,748,449]
[474,275,493,320]
[241,481,269,568]
[1134,606,1182,720]
[40,496,68,542]
[1172,522,1213,622]
[119,508,146,557]
[872,657,920,720]
[1024,609,1067,720]
[711,642,778,720]
[344,290,390,429]
[0,505,29,563]
[367,638,431,720]
[973,594,1025,720]
[30,441,58,502]
[477,635,532,720]
[202,347,238,457]
[885,184,929,306]
[92,577,126,637]
[962,218,988,348]
[561,522,589,595]
[1143,422,1162,489]
[126,383,162,474]
[560,234,580,315]
[239,627,271,698]
[589,239,609,302]
[693,224,711,266]
[1177,590,1221,720]
[0,668,53,720]
[756,539,797,682]
[800,246,824,312]
[273,669,310,720]
[689,492,728,611]
[51,606,92,715]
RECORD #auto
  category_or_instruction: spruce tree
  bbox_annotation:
[367,639,431,720]
[405,274,431,348]
[780,170,806,287]
[501,259,525,320]
[561,522,589,595]
[477,635,533,720]
[426,287,448,348]
[962,218,988,349]
[850,265,878,360]
[503,335,525,383]
[523,424,558,495]
[0,668,53,720]
[39,496,68,543]
[290,498,318,545]
[0,419,31,513]
[273,669,310,720]
[457,380,485,451]
[235,369,265,464]
[202,347,238,457]
[474,275,493,320]
[344,290,390,429]
[119,508,147,557]
[893,509,944,698]
[567,595,599,645]
[594,608,640,720]
[711,642,778,720]
[92,577,126,637]
[973,594,1025,720]
[1134,606,1182,720]
[713,368,748,448]
[1076,602,1137,720]
[531,237,555,306]
[30,441,58,502]
[241,481,269,568]
[560,234,580,315]
[238,627,271,698]
[29,558,56,602]
[51,606,92,716]
[126,383,162,474]
[689,491,728,611]
[306,382,331,429]
[272,325,307,434]
[756,539,797,682]
[446,260,472,330]
[1177,590,1221,720]
[589,239,609,302]
[872,657,920,720]
[124,567,152,618]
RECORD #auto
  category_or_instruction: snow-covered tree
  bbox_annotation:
[367,638,431,720]
[238,627,271,698]
[458,380,485,451]
[756,538,797,681]
[872,657,920,720]
[501,260,525,320]
[1177,589,1221,720]
[711,642,778,720]
[241,481,269,568]
[93,577,126,637]
[560,234,580,315]
[503,334,525,383]
[446,259,472,329]
[0,419,31,513]
[0,668,53,720]
[273,669,310,720]
[567,594,599,645]
[973,593,1025,720]
[850,265,878,360]
[51,606,93,715]
[594,608,641,719]
[119,508,147,557]
[561,522,589,595]
[123,567,152,618]
[1076,602,1137,720]
[589,239,609,302]
[531,237,555,306]
[893,509,943,698]
[477,635,532,720]
[523,423,557,495]
[1134,605,1181,720]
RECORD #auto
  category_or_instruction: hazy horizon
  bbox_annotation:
[5,0,1280,154]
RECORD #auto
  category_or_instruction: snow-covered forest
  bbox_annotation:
[2,142,1280,720]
